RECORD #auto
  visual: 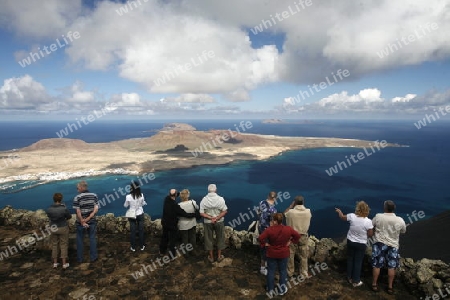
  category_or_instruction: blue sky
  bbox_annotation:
[0,0,449,119]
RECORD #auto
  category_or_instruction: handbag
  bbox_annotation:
[248,220,260,245]
[191,200,202,221]
[126,207,137,219]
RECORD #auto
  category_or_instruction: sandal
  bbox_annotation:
[217,255,224,263]
[207,256,214,263]
[387,287,394,295]
[371,284,378,292]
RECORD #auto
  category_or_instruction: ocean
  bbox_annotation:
[1,119,449,239]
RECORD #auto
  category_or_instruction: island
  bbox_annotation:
[262,119,321,124]
[0,123,400,184]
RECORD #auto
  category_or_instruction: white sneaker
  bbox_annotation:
[130,247,136,252]
[260,267,268,276]
[353,281,363,287]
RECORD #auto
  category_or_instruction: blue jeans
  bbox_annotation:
[129,213,145,249]
[76,219,97,262]
[267,257,288,294]
[347,239,366,283]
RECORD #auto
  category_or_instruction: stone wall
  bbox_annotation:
[1,205,448,297]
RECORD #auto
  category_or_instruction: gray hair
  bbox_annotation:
[77,180,88,190]
[208,184,217,193]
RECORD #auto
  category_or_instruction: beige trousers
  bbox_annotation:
[51,226,69,260]
[288,234,309,277]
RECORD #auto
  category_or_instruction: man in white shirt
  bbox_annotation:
[371,200,406,295]
[200,184,228,263]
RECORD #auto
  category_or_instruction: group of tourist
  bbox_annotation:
[44,180,406,296]
[45,180,100,269]
[335,200,406,294]
[257,193,312,296]
[44,181,229,266]
[256,193,406,296]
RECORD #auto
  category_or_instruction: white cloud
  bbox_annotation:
[0,75,51,109]
[1,0,450,117]
[118,93,141,106]
[311,88,385,111]
[59,1,279,98]
[0,76,104,113]
[392,94,417,103]
[289,88,450,115]
[313,89,386,113]
[224,89,250,102]
[161,94,215,103]
[109,93,146,112]
[67,81,95,104]
[0,0,83,39]
[2,0,450,90]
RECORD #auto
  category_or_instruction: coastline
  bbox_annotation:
[0,168,139,192]
[0,130,402,187]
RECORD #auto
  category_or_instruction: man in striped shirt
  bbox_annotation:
[73,180,99,263]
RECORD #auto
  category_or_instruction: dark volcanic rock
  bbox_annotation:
[0,206,448,299]
[401,210,450,264]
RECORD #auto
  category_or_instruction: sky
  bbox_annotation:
[0,0,449,120]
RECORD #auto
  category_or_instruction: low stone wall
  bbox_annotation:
[1,205,448,297]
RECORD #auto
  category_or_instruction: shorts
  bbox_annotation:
[203,222,225,251]
[371,242,400,269]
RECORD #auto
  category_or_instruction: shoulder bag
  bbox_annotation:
[191,200,202,221]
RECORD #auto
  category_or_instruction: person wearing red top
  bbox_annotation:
[258,213,301,296]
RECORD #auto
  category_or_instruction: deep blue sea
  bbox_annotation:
[1,119,449,239]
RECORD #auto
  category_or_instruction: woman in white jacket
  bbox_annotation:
[124,181,147,251]
[178,189,198,253]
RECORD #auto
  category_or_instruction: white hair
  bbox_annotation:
[208,184,217,193]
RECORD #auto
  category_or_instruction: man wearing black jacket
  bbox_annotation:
[159,189,196,257]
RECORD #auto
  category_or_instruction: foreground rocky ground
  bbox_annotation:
[2,206,449,299]
[0,226,420,300]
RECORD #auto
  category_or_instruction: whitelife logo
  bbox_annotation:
[376,22,439,59]
[250,0,313,35]
[413,105,450,129]
[0,225,57,261]
[325,140,388,176]
[190,121,253,158]
[288,69,350,105]
[55,102,118,138]
[18,31,81,68]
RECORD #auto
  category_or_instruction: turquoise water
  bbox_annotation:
[1,120,450,238]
